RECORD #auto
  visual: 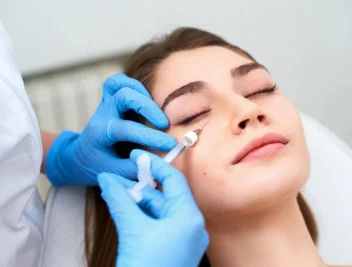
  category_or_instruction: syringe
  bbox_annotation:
[163,120,209,163]
[163,130,199,163]
[128,122,208,202]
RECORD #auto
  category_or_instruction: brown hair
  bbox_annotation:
[85,27,318,267]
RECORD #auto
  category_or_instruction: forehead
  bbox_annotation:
[151,46,254,106]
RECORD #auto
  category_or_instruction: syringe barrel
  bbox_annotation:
[163,132,197,163]
[163,138,189,163]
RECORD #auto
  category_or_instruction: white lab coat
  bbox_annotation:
[0,21,44,267]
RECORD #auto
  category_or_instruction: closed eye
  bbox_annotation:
[176,109,212,126]
[245,84,278,98]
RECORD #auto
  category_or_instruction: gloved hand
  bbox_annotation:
[98,149,209,267]
[46,73,177,186]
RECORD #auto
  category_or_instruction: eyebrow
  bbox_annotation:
[230,62,268,78]
[161,62,268,110]
[161,81,207,110]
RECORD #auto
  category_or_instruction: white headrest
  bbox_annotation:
[301,112,352,265]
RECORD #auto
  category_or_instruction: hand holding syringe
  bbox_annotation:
[97,145,209,267]
[128,121,209,202]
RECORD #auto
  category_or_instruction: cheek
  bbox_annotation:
[262,95,308,157]
[266,95,303,134]
[170,140,211,177]
[170,140,228,213]
[167,139,220,202]
[265,95,310,172]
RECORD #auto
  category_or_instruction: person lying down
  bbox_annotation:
[85,27,350,267]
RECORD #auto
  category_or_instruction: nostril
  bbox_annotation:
[258,115,265,122]
[239,119,249,129]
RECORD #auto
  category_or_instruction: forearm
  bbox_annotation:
[40,131,58,174]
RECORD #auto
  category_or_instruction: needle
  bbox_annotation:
[193,120,210,136]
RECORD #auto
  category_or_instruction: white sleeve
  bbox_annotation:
[0,21,44,267]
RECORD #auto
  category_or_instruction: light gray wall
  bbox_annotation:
[1,0,351,146]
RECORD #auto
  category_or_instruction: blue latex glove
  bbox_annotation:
[46,73,177,185]
[98,149,209,267]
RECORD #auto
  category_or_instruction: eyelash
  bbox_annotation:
[245,84,278,98]
[177,109,212,126]
[177,84,278,126]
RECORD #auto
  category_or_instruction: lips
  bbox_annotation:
[232,133,289,164]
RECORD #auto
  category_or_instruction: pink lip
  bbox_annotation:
[232,133,289,164]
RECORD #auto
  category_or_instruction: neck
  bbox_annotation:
[206,197,326,267]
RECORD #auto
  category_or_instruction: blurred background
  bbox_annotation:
[0,0,351,199]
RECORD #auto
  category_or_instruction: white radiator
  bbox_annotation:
[25,59,123,133]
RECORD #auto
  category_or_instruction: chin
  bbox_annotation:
[197,155,310,219]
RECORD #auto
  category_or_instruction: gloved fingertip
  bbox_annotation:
[165,136,178,149]
[98,173,129,204]
[130,149,147,163]
[149,135,177,152]
[154,114,169,130]
[97,172,112,190]
[158,120,169,130]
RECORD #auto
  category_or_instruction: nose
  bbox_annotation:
[230,101,269,135]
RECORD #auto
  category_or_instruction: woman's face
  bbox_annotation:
[150,46,310,219]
